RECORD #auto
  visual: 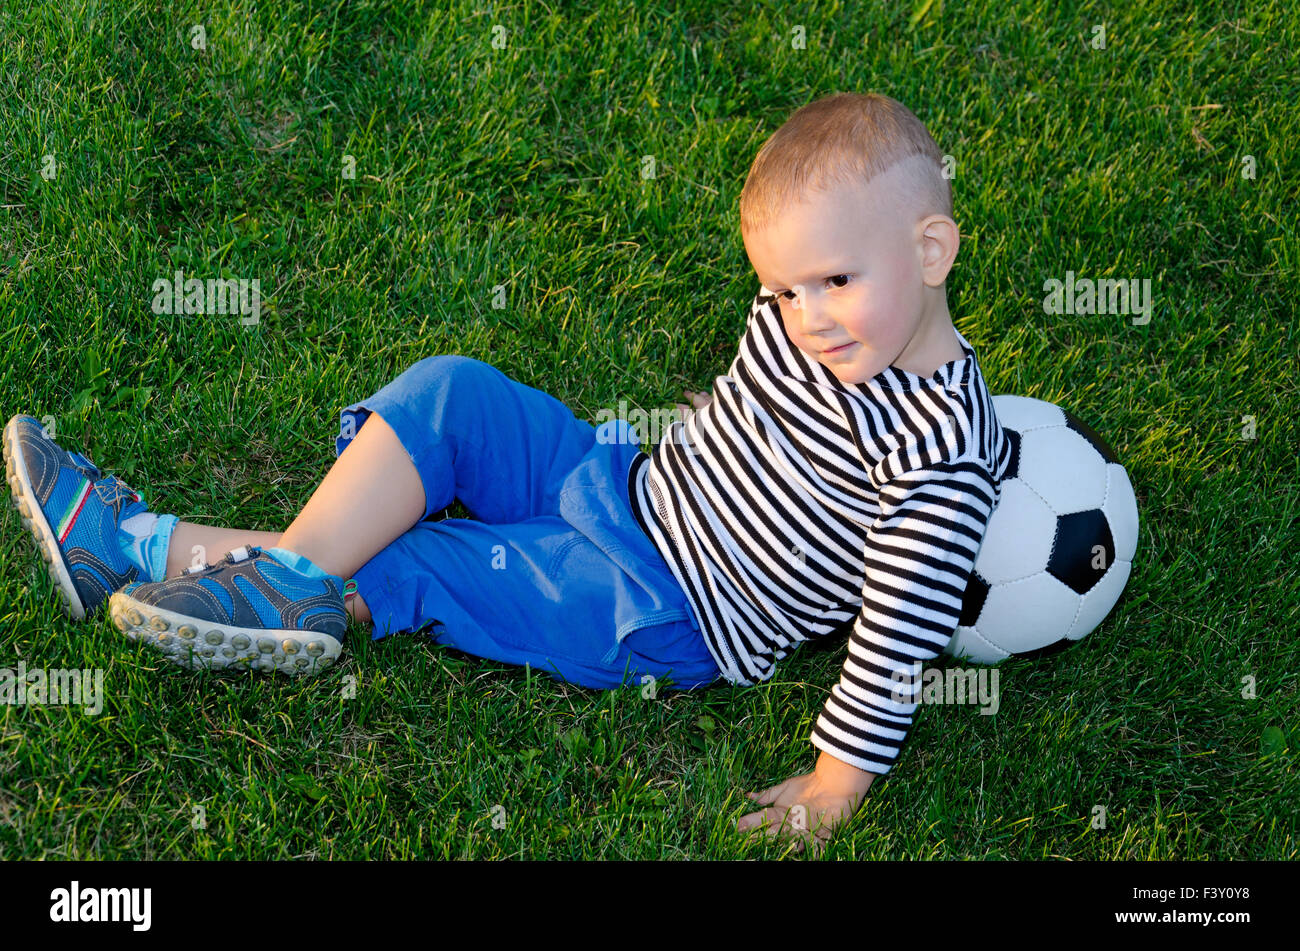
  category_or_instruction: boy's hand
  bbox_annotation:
[736,751,877,856]
[674,388,713,418]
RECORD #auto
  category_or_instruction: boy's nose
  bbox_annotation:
[797,298,837,335]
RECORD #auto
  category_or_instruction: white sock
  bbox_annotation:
[120,512,159,538]
[116,511,177,581]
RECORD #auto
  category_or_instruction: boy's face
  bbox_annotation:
[742,166,944,385]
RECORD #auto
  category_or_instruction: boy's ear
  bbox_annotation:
[917,214,960,287]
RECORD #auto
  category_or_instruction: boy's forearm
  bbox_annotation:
[815,749,878,798]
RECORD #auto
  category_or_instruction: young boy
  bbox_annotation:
[5,92,1010,854]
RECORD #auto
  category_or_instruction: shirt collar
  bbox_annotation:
[866,329,975,394]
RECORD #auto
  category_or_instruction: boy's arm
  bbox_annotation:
[811,458,999,774]
[738,459,998,852]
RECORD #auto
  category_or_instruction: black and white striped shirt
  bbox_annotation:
[627,287,1012,775]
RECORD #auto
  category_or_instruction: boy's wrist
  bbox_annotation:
[815,749,878,797]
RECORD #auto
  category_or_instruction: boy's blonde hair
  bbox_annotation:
[738,92,952,238]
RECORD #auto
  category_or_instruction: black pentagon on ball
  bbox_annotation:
[1001,429,1021,480]
[1047,509,1115,594]
[1062,408,1120,465]
[959,569,990,627]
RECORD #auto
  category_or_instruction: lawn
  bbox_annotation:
[0,0,1295,859]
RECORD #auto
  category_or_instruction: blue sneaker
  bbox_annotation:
[108,544,346,675]
[3,414,150,619]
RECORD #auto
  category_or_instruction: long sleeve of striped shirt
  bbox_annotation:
[627,286,1012,777]
[809,459,1000,774]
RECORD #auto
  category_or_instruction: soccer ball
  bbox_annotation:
[943,395,1139,664]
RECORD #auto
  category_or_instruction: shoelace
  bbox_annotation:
[92,473,142,509]
[181,544,259,576]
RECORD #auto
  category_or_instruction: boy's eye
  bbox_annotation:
[779,275,850,300]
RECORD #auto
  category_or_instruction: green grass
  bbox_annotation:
[1,0,1296,859]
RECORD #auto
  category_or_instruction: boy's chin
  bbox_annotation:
[816,349,881,385]
[827,366,874,385]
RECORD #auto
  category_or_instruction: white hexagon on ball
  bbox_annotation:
[1017,426,1109,514]
[974,572,1080,653]
[946,623,1011,665]
[972,479,1057,585]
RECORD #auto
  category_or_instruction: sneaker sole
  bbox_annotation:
[108,589,342,676]
[3,417,87,619]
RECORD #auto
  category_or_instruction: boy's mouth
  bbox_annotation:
[821,341,856,356]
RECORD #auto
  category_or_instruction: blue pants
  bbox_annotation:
[336,355,721,691]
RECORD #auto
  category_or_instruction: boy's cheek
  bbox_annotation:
[855,289,909,343]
